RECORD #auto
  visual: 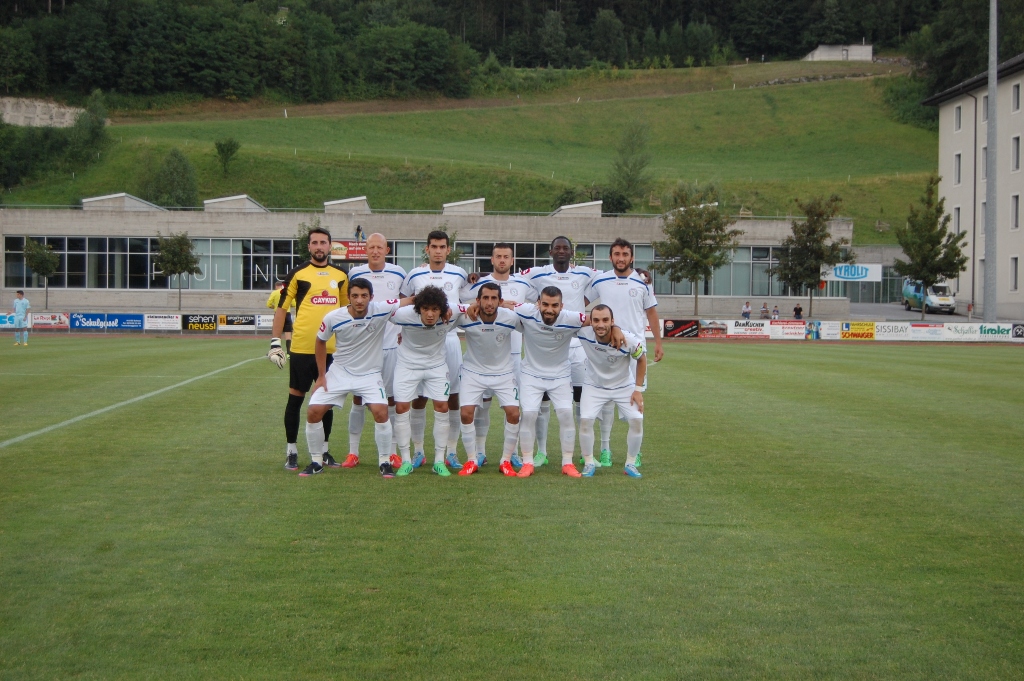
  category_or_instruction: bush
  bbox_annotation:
[879,75,938,131]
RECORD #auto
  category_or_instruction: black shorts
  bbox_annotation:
[282,312,293,333]
[289,352,333,393]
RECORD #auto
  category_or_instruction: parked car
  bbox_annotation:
[902,279,956,314]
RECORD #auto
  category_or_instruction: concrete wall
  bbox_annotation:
[803,45,873,62]
[0,98,83,128]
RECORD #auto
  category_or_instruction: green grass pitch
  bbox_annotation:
[1,336,1022,679]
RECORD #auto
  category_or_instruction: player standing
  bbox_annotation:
[576,305,647,478]
[584,237,663,467]
[11,290,30,346]
[344,233,406,469]
[391,286,467,477]
[267,227,349,471]
[303,279,409,478]
[456,283,522,477]
[400,231,468,470]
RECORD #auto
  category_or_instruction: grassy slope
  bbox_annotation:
[1,337,1021,679]
[9,67,935,244]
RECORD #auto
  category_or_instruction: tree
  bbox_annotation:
[538,10,567,67]
[143,148,198,208]
[652,183,743,315]
[768,194,853,317]
[294,216,322,262]
[892,175,967,319]
[214,137,240,176]
[608,118,653,200]
[806,0,849,46]
[23,238,59,310]
[154,232,201,310]
[0,26,38,94]
[591,9,627,65]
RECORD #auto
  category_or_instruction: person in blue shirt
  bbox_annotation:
[12,290,30,346]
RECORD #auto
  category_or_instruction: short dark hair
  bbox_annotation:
[16,290,24,295]
[477,282,502,299]
[413,285,449,316]
[540,285,562,300]
[609,237,633,256]
[492,242,514,254]
[307,227,332,243]
[349,278,373,296]
[591,303,614,319]
[426,230,449,246]
[551,235,571,248]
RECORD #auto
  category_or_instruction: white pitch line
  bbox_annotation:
[0,357,261,450]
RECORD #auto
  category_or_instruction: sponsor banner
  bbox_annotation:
[144,314,182,331]
[821,263,883,282]
[257,314,275,330]
[841,321,875,340]
[0,313,18,329]
[874,322,912,341]
[727,319,770,338]
[817,321,842,340]
[663,319,699,338]
[643,320,662,339]
[31,312,69,329]
[943,323,1014,342]
[1013,323,1024,342]
[107,313,144,329]
[698,319,729,338]
[70,313,145,330]
[183,313,217,331]
[910,323,945,342]
[331,240,367,261]
[218,314,256,331]
[769,320,805,340]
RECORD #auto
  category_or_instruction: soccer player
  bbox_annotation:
[391,285,466,477]
[303,278,410,478]
[344,233,406,469]
[513,286,624,478]
[265,282,293,354]
[584,237,663,467]
[456,282,522,477]
[460,243,536,466]
[400,230,468,470]
[11,290,30,346]
[576,304,647,478]
[267,227,349,471]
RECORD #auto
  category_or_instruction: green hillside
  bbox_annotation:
[8,73,936,244]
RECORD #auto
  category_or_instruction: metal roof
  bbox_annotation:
[922,52,1024,106]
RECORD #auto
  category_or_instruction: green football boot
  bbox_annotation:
[634,452,642,468]
[598,449,613,467]
[396,462,414,477]
[534,452,548,467]
[432,462,451,477]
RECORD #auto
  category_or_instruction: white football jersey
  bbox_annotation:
[317,300,401,375]
[347,263,407,350]
[458,307,521,376]
[393,305,466,369]
[462,273,536,354]
[577,327,645,389]
[585,270,658,338]
[522,263,600,312]
[515,303,587,380]
[401,264,469,311]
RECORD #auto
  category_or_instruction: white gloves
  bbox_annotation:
[267,338,286,369]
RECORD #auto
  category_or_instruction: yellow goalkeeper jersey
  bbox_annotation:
[278,261,349,354]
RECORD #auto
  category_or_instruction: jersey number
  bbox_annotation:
[444,382,450,396]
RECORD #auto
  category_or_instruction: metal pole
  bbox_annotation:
[983,0,998,322]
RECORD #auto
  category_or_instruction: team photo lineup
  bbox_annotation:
[268,227,664,480]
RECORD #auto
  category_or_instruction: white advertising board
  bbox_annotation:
[144,314,182,331]
[874,322,911,341]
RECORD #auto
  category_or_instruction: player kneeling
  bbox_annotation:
[303,279,406,478]
[577,304,647,478]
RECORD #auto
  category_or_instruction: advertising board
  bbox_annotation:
[183,314,217,331]
[698,320,729,338]
[70,313,144,330]
[910,323,945,341]
[943,323,1013,342]
[817,321,842,340]
[727,320,770,338]
[820,263,883,282]
[1014,324,1024,342]
[31,312,69,329]
[256,314,275,330]
[331,240,367,261]
[0,313,17,329]
[218,314,256,331]
[106,313,144,329]
[874,322,911,341]
[144,314,182,331]
[663,319,699,338]
[769,320,805,340]
[841,321,875,340]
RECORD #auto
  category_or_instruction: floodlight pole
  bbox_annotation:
[983,0,998,322]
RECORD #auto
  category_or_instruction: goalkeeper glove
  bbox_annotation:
[267,338,286,369]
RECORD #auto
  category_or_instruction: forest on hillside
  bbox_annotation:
[0,0,1021,103]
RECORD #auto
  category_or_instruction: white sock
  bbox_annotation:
[286,442,298,455]
[599,402,615,451]
[411,407,426,454]
[433,410,450,464]
[578,418,597,465]
[460,421,477,461]
[536,402,551,453]
[573,400,580,424]
[501,420,520,462]
[556,408,576,466]
[388,405,397,454]
[474,406,491,454]
[626,419,644,466]
[305,421,325,465]
[394,411,412,462]
[519,411,538,465]
[374,421,393,465]
[348,404,365,455]
[447,409,461,455]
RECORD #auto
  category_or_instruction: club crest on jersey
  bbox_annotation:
[444,282,454,291]
[629,288,639,297]
[555,332,564,340]
[572,281,581,289]
[495,333,506,343]
[329,280,338,289]
[310,290,338,305]
[387,282,396,289]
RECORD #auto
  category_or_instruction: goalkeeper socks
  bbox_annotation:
[433,410,450,464]
[536,402,551,453]
[305,421,325,465]
[501,420,520,462]
[447,410,461,455]
[284,393,303,444]
[555,408,576,466]
[374,421,393,465]
[322,408,334,445]
[626,419,643,466]
[394,411,412,462]
[599,403,615,451]
[285,339,291,354]
[348,404,366,455]
[474,406,491,454]
[578,418,597,465]
[411,407,426,454]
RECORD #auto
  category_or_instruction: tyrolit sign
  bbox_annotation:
[821,264,883,282]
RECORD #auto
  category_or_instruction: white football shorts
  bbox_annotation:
[519,374,573,412]
[394,361,451,403]
[309,367,389,408]
[445,333,462,394]
[461,368,518,408]
[381,346,398,397]
[579,383,643,421]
